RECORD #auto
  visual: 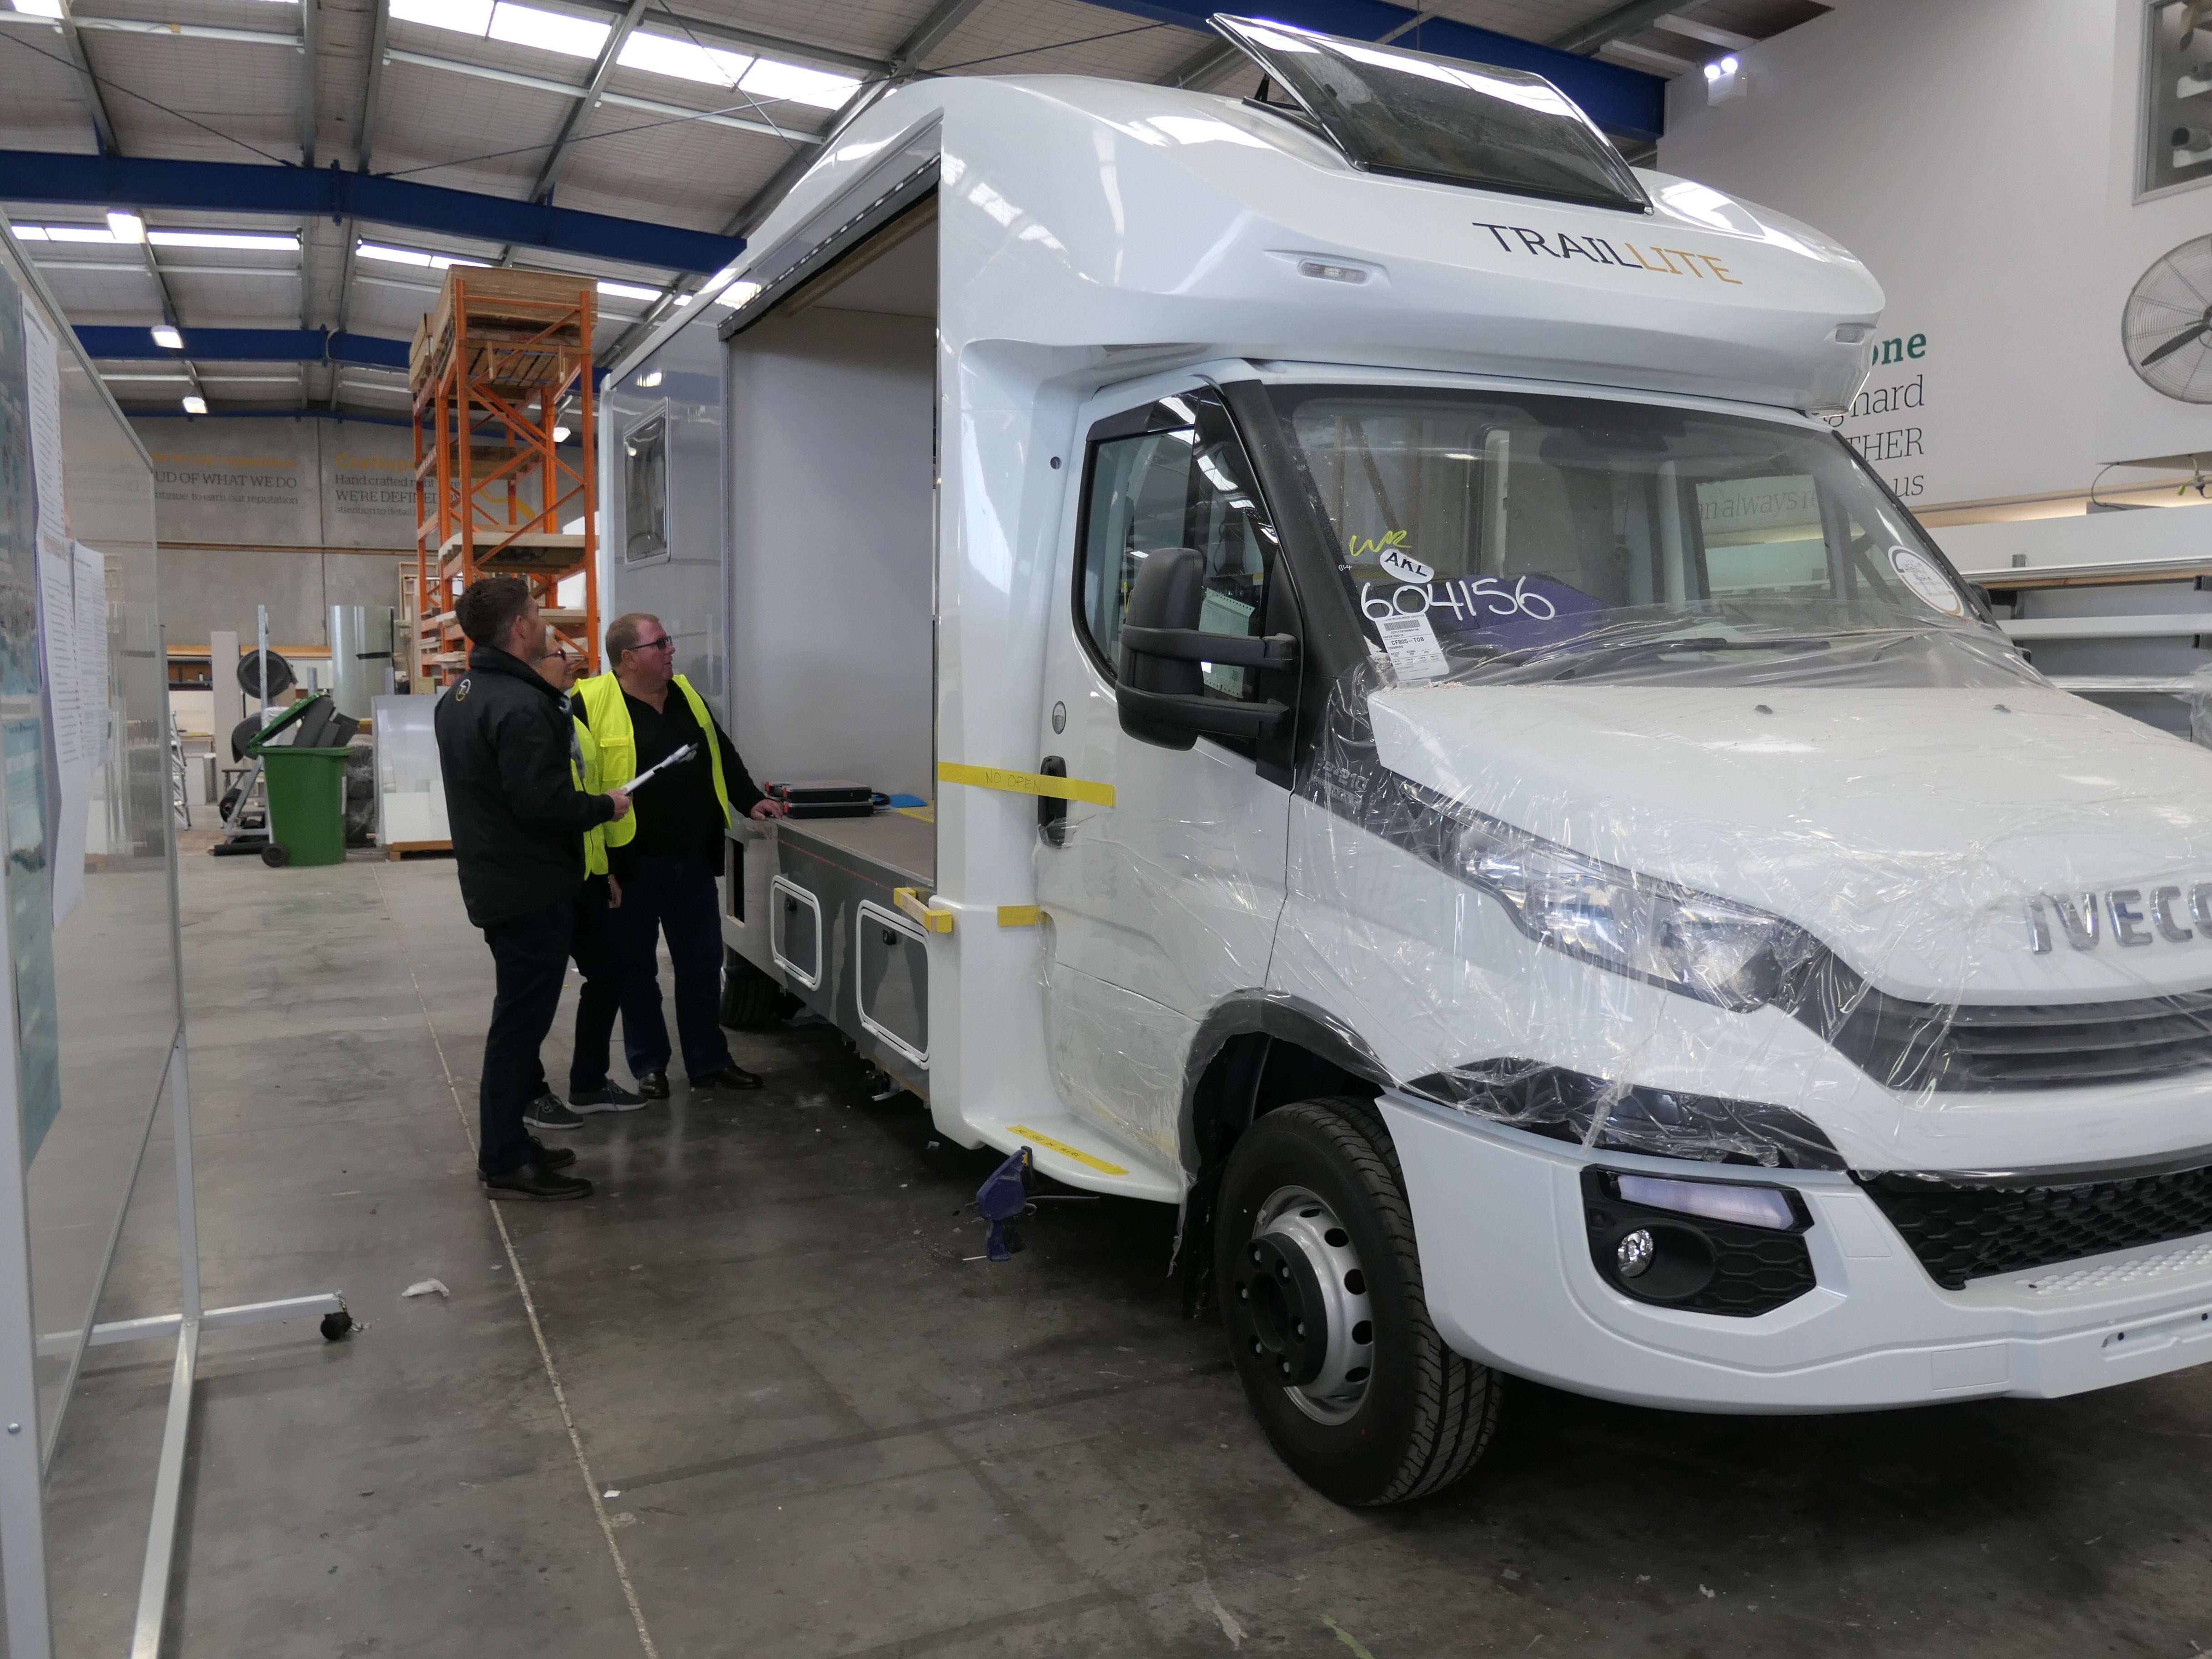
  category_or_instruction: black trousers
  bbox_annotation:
[478,897,573,1176]
[613,854,732,1081]
[568,874,628,1092]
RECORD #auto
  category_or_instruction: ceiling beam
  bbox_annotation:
[1551,0,1701,55]
[48,0,121,156]
[297,0,318,165]
[530,0,649,204]
[1072,0,1667,138]
[0,151,746,273]
[890,0,993,75]
[75,325,410,368]
[382,47,820,146]
[355,0,387,173]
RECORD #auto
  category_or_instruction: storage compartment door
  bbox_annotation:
[855,900,929,1066]
[769,876,822,989]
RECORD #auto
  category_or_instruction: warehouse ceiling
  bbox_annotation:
[0,0,1830,418]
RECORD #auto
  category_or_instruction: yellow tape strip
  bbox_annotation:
[996,905,1043,928]
[938,761,1115,808]
[1010,1123,1127,1176]
[891,886,954,934]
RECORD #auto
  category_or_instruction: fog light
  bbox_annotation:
[1615,1228,1656,1278]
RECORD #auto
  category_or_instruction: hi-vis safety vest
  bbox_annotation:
[571,710,609,877]
[573,672,731,851]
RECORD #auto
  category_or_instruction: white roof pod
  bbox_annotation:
[724,20,1881,415]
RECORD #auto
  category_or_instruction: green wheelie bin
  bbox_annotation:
[247,694,355,867]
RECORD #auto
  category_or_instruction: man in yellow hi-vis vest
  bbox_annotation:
[573,612,784,1097]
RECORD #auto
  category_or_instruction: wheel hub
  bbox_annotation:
[1228,1186,1376,1424]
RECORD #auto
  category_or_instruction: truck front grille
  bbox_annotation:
[1789,958,2212,1092]
[1859,1163,2212,1290]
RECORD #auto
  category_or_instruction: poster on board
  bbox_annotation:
[0,267,65,1161]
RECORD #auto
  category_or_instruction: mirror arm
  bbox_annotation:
[1114,686,1289,739]
[1118,627,1299,669]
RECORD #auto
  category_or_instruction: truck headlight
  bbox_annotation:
[1440,803,1817,1011]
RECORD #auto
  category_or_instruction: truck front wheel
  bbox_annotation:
[1216,1097,1500,1505]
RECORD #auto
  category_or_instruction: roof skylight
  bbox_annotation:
[616,28,859,109]
[389,0,609,61]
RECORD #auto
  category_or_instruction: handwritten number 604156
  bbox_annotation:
[1362,576,1557,623]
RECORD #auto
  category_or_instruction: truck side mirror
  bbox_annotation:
[1116,548,1296,750]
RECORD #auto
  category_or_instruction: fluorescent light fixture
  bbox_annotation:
[98,373,191,383]
[618,29,752,86]
[151,325,183,349]
[392,0,606,58]
[30,225,119,244]
[150,229,299,251]
[596,279,661,302]
[12,0,65,17]
[552,424,571,442]
[356,240,486,270]
[181,395,208,415]
[637,369,662,387]
[106,210,146,242]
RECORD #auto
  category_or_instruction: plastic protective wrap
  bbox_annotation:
[1261,382,2212,1180]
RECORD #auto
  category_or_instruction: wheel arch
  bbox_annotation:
[1179,992,1393,1185]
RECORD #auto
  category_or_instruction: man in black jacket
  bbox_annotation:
[436,577,631,1201]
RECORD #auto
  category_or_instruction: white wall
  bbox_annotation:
[1660,0,2212,510]
[724,306,935,802]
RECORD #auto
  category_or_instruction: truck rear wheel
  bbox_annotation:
[1216,1097,1500,1505]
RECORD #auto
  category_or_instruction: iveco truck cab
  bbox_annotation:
[600,15,2212,1505]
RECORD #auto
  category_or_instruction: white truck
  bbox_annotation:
[600,16,2212,1506]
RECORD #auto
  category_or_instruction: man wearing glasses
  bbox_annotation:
[571,612,784,1102]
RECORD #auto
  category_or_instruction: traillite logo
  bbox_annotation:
[1472,221,1742,285]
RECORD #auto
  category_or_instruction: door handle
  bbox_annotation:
[1038,755,1068,847]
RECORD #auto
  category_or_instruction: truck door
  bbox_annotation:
[1034,386,1297,1157]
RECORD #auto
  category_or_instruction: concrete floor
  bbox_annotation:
[34,845,2212,1657]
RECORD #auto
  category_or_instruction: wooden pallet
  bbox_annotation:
[384,840,453,861]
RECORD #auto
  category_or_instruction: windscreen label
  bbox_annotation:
[1377,545,1433,583]
[1376,610,1450,682]
[1888,546,1964,616]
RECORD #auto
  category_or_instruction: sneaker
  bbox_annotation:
[523,1093,584,1131]
[571,1082,648,1113]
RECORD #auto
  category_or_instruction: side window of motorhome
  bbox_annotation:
[623,414,669,564]
[1272,388,1968,669]
[1077,401,1274,699]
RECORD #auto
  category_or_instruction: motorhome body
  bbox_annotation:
[603,27,2212,1503]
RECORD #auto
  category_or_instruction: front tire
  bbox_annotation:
[1216,1097,1500,1505]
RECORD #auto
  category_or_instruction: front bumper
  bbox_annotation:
[1383,1093,2212,1412]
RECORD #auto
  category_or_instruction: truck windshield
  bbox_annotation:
[1269,385,2037,689]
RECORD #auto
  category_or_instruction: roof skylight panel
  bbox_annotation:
[616,27,860,109]
[388,0,609,60]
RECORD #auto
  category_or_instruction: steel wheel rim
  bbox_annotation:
[1248,1184,1375,1425]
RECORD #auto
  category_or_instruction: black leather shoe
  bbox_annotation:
[692,1063,764,1091]
[635,1071,671,1100]
[480,1161,593,1201]
[528,1137,576,1171]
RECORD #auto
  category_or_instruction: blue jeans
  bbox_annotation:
[613,855,732,1081]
